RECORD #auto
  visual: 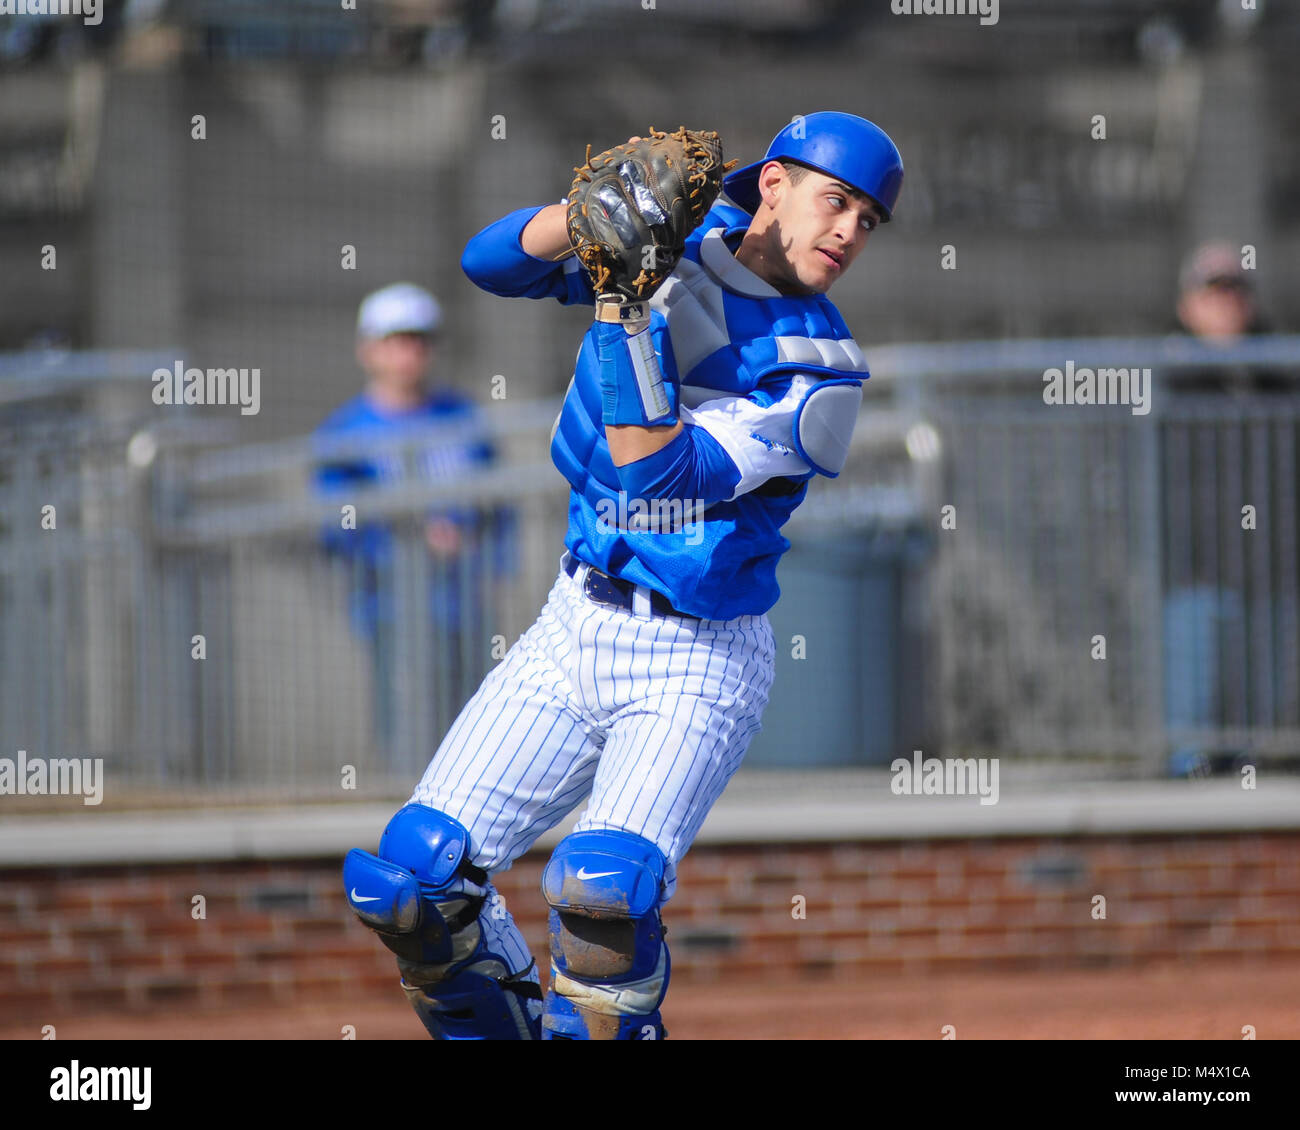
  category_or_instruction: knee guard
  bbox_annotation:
[540,829,670,1040]
[343,804,541,1040]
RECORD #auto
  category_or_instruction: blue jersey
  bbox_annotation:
[314,391,498,631]
[461,199,868,619]
[315,391,493,494]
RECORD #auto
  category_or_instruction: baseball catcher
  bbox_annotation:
[344,112,904,1039]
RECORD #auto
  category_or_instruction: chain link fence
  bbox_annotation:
[3,340,1298,802]
[874,336,1300,769]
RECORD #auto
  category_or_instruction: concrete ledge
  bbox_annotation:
[1,777,1297,867]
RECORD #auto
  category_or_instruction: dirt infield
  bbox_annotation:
[4,958,1295,1040]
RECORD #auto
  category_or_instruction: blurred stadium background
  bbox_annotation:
[1,0,1298,1039]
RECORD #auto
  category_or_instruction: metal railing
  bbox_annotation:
[3,337,1298,802]
[875,336,1300,769]
[0,360,926,798]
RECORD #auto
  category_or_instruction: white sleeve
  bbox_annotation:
[683,372,862,500]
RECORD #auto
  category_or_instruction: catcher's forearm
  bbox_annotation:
[520,203,573,262]
[593,301,678,431]
[610,424,742,506]
[598,311,684,464]
[607,421,685,467]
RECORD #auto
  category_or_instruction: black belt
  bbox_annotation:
[563,554,697,621]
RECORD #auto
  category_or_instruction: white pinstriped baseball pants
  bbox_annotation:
[408,556,775,977]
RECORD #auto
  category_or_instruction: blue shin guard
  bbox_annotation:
[540,829,670,1040]
[344,804,541,1040]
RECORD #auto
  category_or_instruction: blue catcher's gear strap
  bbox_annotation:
[540,829,670,1041]
[402,960,542,1043]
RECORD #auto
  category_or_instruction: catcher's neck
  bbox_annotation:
[733,226,816,298]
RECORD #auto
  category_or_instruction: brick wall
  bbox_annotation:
[2,832,1296,1025]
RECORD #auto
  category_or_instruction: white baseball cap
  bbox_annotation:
[357,283,443,339]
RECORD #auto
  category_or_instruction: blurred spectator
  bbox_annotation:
[1162,242,1288,777]
[314,283,499,766]
[1170,241,1287,393]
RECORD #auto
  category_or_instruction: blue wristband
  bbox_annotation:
[594,319,678,427]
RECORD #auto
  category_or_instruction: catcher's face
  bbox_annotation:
[748,163,882,295]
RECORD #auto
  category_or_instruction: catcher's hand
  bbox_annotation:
[566,126,736,303]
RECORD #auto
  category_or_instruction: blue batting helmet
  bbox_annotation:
[723,111,904,222]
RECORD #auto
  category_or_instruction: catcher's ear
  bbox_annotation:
[756,160,788,210]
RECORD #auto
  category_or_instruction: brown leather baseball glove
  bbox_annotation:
[566,126,736,303]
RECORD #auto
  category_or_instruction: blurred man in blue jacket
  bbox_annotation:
[315,283,500,768]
